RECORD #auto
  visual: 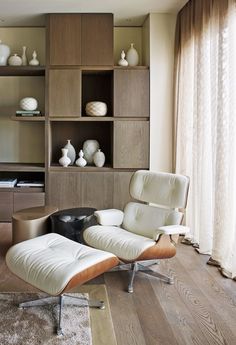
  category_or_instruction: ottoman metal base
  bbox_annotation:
[19,293,105,336]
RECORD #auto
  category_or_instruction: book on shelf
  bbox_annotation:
[15,110,42,117]
[16,180,44,187]
[0,178,17,187]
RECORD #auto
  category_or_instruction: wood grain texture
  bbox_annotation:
[114,69,150,117]
[81,14,113,66]
[48,14,82,66]
[0,192,13,221]
[113,121,149,168]
[13,192,45,212]
[113,172,134,210]
[49,69,81,117]
[1,225,236,345]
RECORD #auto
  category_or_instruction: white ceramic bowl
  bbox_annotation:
[85,101,107,117]
[20,97,38,111]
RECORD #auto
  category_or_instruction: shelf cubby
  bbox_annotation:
[50,121,113,167]
[82,70,113,117]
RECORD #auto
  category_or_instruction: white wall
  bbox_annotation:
[149,13,176,172]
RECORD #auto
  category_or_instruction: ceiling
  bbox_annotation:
[0,0,188,27]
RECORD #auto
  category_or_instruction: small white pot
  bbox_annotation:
[85,101,107,117]
[8,54,22,66]
[93,149,105,167]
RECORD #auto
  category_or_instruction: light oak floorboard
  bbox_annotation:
[1,224,236,345]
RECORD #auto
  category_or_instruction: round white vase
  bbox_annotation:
[83,140,100,164]
[75,149,87,167]
[59,148,71,167]
[126,43,139,66]
[64,139,76,165]
[85,101,107,117]
[20,97,38,111]
[93,149,105,167]
[0,40,10,66]
[8,54,22,66]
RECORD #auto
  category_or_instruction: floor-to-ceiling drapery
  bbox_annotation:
[174,0,236,278]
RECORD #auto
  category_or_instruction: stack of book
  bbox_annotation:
[0,178,17,188]
[16,110,42,117]
[16,181,44,187]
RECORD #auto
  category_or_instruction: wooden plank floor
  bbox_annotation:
[1,223,236,345]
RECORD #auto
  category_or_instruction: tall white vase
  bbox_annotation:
[64,139,76,165]
[21,46,28,66]
[126,43,139,66]
[59,148,71,167]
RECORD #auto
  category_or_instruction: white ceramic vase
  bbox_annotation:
[59,148,71,167]
[85,101,107,117]
[118,50,128,67]
[0,40,10,66]
[64,139,76,165]
[93,149,105,167]
[83,140,100,164]
[29,50,39,66]
[20,97,38,111]
[126,43,139,66]
[8,54,22,66]
[75,150,87,167]
[21,46,28,66]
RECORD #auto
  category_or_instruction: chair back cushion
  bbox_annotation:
[122,202,183,238]
[129,170,189,208]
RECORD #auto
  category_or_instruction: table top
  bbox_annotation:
[12,206,58,221]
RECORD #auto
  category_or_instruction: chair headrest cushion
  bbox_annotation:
[129,170,189,208]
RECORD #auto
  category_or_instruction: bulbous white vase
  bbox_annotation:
[0,40,10,66]
[83,140,100,164]
[75,149,87,167]
[93,149,105,167]
[20,97,38,111]
[64,139,76,165]
[59,148,71,167]
[8,54,22,66]
[126,43,139,66]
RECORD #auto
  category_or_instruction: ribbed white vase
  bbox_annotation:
[126,43,139,66]
[64,139,76,165]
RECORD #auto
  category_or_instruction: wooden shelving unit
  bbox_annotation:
[0,163,45,172]
[11,116,45,121]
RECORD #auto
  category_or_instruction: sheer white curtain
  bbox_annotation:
[174,0,236,278]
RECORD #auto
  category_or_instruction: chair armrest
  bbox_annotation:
[94,209,124,226]
[153,225,190,240]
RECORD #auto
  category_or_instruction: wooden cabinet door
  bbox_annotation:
[47,172,82,210]
[13,193,45,212]
[81,14,113,66]
[114,69,150,117]
[48,14,82,66]
[49,69,81,117]
[81,172,113,209]
[0,192,13,221]
[113,121,149,169]
[113,172,134,210]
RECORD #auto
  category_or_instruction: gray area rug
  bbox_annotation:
[0,292,92,345]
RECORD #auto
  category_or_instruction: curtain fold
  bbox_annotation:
[174,0,236,278]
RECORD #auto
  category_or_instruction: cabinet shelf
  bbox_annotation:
[49,164,135,172]
[11,116,45,121]
[0,66,45,76]
[0,163,45,172]
[0,186,44,192]
[49,117,149,121]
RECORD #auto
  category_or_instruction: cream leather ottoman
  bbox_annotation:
[12,206,58,245]
[6,233,119,336]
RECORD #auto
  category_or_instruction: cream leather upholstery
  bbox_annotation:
[84,170,190,292]
[6,233,118,296]
[94,209,124,226]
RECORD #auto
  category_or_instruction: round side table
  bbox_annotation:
[50,207,97,243]
[12,206,58,245]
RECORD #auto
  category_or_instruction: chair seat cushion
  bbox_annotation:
[6,233,118,296]
[83,225,156,261]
